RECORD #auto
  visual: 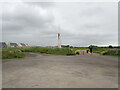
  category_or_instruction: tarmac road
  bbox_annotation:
[2,53,118,88]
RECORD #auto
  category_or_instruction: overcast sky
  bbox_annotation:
[2,1,118,47]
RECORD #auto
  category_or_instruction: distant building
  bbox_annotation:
[17,43,23,47]
[0,42,7,48]
[20,43,27,47]
[0,42,29,48]
[9,43,18,47]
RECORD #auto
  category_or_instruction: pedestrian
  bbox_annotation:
[90,47,92,54]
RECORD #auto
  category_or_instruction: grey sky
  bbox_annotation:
[2,1,118,47]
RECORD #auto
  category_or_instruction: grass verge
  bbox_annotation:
[2,47,76,59]
[2,48,25,59]
[93,48,120,57]
[20,47,75,55]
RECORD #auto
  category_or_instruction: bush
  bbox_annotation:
[101,51,108,55]
[92,47,120,56]
[109,45,113,48]
[2,48,25,59]
[106,49,120,56]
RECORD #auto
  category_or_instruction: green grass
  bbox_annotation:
[47,48,75,55]
[92,47,120,57]
[2,47,76,59]
[2,46,119,59]
[70,47,88,52]
[20,47,49,53]
[2,48,25,59]
[20,47,75,55]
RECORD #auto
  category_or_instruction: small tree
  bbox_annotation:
[89,45,98,49]
[109,45,113,48]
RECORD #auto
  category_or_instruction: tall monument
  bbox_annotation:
[58,33,61,48]
[58,25,61,48]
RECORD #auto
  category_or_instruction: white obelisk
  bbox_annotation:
[58,26,61,48]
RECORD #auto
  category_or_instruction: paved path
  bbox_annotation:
[2,53,118,88]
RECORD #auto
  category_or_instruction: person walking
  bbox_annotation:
[90,47,93,54]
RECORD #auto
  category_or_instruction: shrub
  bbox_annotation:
[2,48,25,59]
[99,49,120,56]
[101,51,107,55]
